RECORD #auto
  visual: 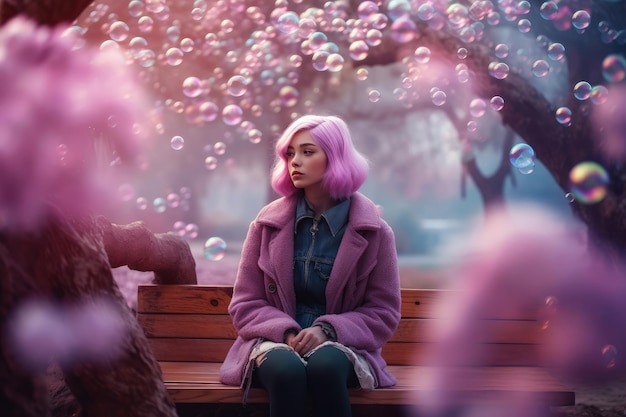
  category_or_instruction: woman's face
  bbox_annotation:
[286,130,328,192]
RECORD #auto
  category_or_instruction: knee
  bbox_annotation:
[258,349,306,387]
[306,346,350,382]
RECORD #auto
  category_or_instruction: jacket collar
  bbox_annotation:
[257,192,381,232]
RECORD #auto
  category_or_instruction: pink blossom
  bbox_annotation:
[0,17,150,230]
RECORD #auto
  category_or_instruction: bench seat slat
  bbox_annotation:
[157,362,574,406]
[147,338,542,366]
[139,314,543,344]
[138,285,541,320]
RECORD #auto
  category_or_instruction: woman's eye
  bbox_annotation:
[304,150,313,155]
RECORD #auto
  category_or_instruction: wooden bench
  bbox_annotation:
[136,284,575,413]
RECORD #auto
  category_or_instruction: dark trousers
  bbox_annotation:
[253,345,359,417]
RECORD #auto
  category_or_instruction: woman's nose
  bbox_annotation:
[291,156,300,166]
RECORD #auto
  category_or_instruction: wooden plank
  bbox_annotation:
[148,339,232,362]
[137,285,232,314]
[137,285,543,320]
[156,362,574,406]
[137,314,237,339]
[148,338,542,366]
[139,314,542,345]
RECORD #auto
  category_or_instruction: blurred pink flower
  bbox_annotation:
[0,17,150,230]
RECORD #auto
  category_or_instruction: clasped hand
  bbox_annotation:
[285,326,327,357]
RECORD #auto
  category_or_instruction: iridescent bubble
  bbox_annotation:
[532,59,550,77]
[349,40,369,61]
[568,161,609,204]
[368,89,381,103]
[466,120,478,133]
[153,197,167,213]
[180,37,195,52]
[469,98,487,117]
[128,0,145,17]
[138,16,154,33]
[298,18,317,38]
[108,21,130,42]
[390,17,416,43]
[555,107,572,126]
[447,3,470,29]
[358,1,379,20]
[136,197,148,210]
[601,345,617,369]
[309,32,328,51]
[167,193,181,208]
[227,75,249,97]
[199,101,219,122]
[146,0,165,13]
[312,50,330,71]
[222,104,243,126]
[136,49,155,67]
[182,76,203,98]
[417,3,435,20]
[289,54,303,68]
[431,90,447,106]
[170,135,184,150]
[327,53,345,72]
[457,47,468,59]
[539,1,559,20]
[221,19,234,34]
[173,221,186,236]
[414,46,431,64]
[184,223,199,239]
[129,37,148,55]
[573,81,592,100]
[204,237,227,261]
[248,129,262,144]
[547,43,565,61]
[214,142,227,155]
[388,0,411,21]
[166,47,184,66]
[365,29,383,46]
[495,43,509,58]
[590,85,609,104]
[277,11,300,34]
[602,54,626,83]
[166,25,181,42]
[509,143,535,168]
[572,10,591,30]
[490,95,505,111]
[517,19,532,33]
[489,62,509,79]
[204,156,218,170]
[356,68,369,80]
[278,86,299,107]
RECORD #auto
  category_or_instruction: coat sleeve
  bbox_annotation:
[316,222,401,351]
[228,220,301,343]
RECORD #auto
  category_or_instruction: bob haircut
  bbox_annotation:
[271,115,369,199]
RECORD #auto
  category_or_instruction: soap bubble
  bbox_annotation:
[277,11,299,34]
[227,75,249,97]
[509,143,535,169]
[532,59,550,77]
[555,107,572,126]
[569,161,609,204]
[222,104,243,126]
[414,46,431,64]
[573,81,592,100]
[572,10,591,30]
[170,135,184,150]
[182,77,203,98]
[602,54,626,83]
[204,237,227,261]
[490,96,505,111]
[108,21,130,42]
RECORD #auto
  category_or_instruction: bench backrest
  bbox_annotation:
[136,285,545,366]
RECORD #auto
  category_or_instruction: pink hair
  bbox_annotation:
[271,115,369,199]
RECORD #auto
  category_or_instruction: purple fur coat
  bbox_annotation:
[219,192,401,389]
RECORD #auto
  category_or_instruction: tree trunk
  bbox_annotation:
[0,211,195,416]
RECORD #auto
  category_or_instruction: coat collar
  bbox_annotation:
[257,192,381,232]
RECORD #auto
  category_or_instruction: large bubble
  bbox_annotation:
[204,237,227,261]
[509,143,536,169]
[602,54,626,83]
[569,161,609,204]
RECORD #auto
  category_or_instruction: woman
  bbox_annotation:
[219,115,401,417]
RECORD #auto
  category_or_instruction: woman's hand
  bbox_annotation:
[289,326,327,356]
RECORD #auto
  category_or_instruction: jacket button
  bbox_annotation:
[268,283,277,293]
